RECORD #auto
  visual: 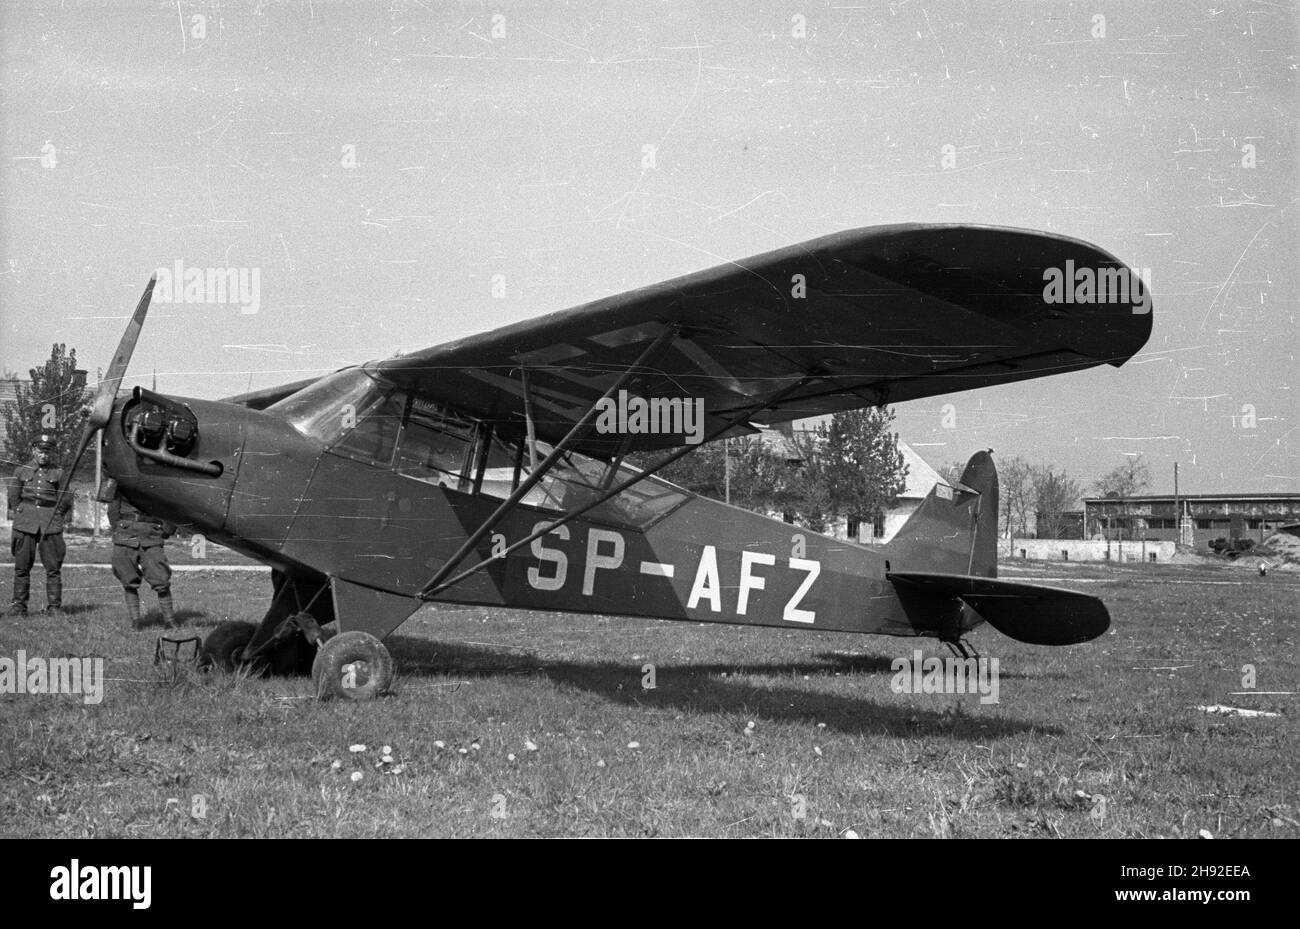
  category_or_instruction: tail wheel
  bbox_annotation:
[201,621,264,674]
[312,631,393,701]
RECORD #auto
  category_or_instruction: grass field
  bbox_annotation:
[1,559,1297,837]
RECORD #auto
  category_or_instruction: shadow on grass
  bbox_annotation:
[130,608,214,630]
[386,636,1058,740]
[48,603,99,617]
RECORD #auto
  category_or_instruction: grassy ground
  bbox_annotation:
[1,560,1296,837]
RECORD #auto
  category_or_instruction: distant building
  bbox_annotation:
[818,441,947,544]
[855,443,949,543]
[753,425,948,544]
[1082,493,1300,548]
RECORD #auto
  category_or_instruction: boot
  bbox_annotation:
[158,592,176,629]
[124,590,141,629]
[10,574,30,616]
[45,575,63,615]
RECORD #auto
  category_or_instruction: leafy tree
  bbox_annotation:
[814,407,907,535]
[1,344,92,478]
[779,427,832,531]
[1032,464,1081,538]
[636,434,806,515]
[638,439,727,499]
[631,407,907,537]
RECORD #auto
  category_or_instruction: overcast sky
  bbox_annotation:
[2,0,1295,493]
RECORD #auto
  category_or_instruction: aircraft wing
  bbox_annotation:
[370,224,1152,458]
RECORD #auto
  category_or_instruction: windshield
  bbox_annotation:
[267,368,388,446]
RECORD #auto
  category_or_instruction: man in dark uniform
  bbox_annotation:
[106,481,176,628]
[7,434,72,616]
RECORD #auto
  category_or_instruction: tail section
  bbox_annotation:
[883,449,1111,646]
[885,450,997,578]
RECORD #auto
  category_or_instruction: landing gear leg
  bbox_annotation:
[209,572,335,676]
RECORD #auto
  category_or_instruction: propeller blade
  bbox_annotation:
[58,419,99,496]
[88,274,156,430]
[56,274,156,495]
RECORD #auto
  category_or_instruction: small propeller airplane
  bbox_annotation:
[58,224,1151,699]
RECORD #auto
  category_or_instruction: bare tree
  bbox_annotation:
[999,456,1035,543]
[1092,455,1152,540]
[1032,464,1081,538]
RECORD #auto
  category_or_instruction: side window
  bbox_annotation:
[495,438,688,527]
[478,433,522,499]
[449,422,691,529]
[330,393,404,467]
[396,404,476,490]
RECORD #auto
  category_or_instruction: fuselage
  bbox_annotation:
[102,370,983,642]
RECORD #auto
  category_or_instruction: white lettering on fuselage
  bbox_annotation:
[583,529,624,595]
[528,522,568,591]
[524,532,820,624]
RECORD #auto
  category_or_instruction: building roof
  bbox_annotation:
[1084,493,1300,504]
[898,443,949,499]
[773,418,947,501]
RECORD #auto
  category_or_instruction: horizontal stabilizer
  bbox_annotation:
[888,572,1110,645]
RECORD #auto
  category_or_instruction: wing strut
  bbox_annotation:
[416,330,676,599]
[418,375,817,600]
[520,366,539,470]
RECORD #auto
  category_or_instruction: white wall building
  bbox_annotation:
[828,442,950,544]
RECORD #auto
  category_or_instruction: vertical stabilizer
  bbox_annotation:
[885,450,998,578]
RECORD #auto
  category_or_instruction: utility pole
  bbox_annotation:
[723,437,731,506]
[1173,461,1179,545]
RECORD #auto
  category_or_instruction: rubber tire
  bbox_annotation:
[312,631,393,701]
[201,621,260,673]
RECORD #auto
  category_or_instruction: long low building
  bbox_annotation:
[1081,493,1300,548]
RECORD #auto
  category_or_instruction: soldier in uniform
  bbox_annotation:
[106,481,176,628]
[6,434,72,616]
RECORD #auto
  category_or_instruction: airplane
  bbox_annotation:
[59,224,1152,699]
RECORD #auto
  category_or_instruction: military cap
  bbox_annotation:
[32,434,56,451]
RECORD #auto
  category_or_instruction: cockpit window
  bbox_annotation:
[332,393,404,467]
[395,401,477,490]
[269,368,388,447]
[273,375,691,528]
[480,435,689,528]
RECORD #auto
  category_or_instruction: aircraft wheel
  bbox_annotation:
[312,631,393,701]
[201,621,262,673]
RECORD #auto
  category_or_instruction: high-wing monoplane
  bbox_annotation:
[61,224,1152,698]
